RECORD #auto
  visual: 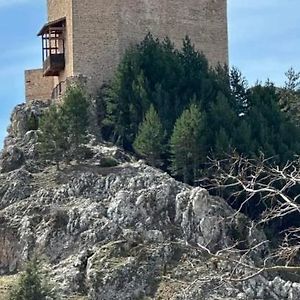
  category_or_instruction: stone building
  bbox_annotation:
[25,0,228,102]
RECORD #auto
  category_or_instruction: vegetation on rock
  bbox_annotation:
[100,34,300,173]
[9,258,56,300]
[96,34,300,256]
[133,104,165,166]
[26,113,39,131]
[279,67,300,127]
[39,104,69,170]
[39,84,89,169]
[2,34,300,299]
[62,84,90,158]
[170,103,203,184]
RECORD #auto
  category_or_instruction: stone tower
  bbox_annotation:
[25,0,228,102]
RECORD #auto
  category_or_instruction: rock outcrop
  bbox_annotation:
[1,102,300,299]
[1,101,47,173]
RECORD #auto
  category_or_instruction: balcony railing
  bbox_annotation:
[43,53,65,76]
[51,81,66,99]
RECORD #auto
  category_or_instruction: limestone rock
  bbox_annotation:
[0,145,25,173]
[1,102,300,299]
[8,101,47,139]
[1,101,49,174]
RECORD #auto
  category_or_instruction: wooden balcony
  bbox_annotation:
[43,54,65,76]
[39,17,66,77]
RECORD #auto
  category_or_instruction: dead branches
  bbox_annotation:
[197,154,300,273]
[199,154,300,224]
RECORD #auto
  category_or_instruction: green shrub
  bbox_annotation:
[9,257,56,300]
[27,114,39,131]
[99,157,119,167]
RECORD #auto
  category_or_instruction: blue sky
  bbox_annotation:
[0,1,300,148]
[0,0,45,147]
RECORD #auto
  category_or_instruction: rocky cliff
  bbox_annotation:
[1,101,300,299]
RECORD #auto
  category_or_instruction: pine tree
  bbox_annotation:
[62,84,89,159]
[215,127,232,157]
[10,257,56,300]
[230,67,249,116]
[234,120,252,154]
[102,34,300,169]
[279,68,300,126]
[206,92,237,158]
[133,105,165,166]
[39,85,90,167]
[130,71,151,141]
[39,105,69,170]
[170,103,203,184]
[103,47,140,148]
[102,34,212,148]
[209,92,237,134]
[245,84,300,162]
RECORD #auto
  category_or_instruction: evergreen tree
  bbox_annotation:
[103,47,142,147]
[39,105,69,170]
[209,92,237,133]
[133,105,165,166]
[101,34,300,171]
[62,84,90,159]
[130,71,151,141]
[10,258,56,300]
[170,103,203,184]
[39,84,90,167]
[245,84,300,162]
[212,64,232,102]
[234,120,252,154]
[230,67,249,116]
[215,127,232,157]
[279,68,300,126]
[102,34,212,148]
[207,92,237,157]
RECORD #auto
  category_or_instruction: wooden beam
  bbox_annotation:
[48,27,65,32]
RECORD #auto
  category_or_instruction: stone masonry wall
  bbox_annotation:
[25,69,54,102]
[71,0,228,95]
[72,0,121,94]
[119,0,228,66]
[47,0,74,87]
[28,0,228,98]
